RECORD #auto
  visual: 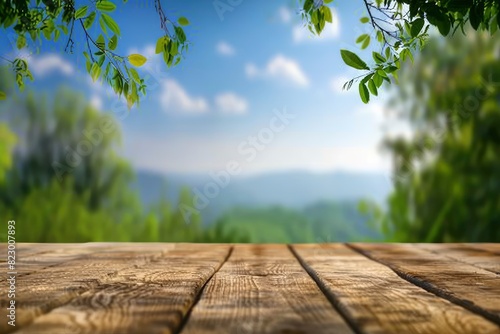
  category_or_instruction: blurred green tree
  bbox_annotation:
[362,27,500,242]
[0,124,16,185]
[0,68,248,242]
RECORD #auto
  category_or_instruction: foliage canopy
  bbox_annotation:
[1,1,499,103]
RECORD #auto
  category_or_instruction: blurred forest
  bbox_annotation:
[363,28,500,242]
[0,67,248,243]
[1,26,499,243]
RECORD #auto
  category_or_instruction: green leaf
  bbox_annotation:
[96,1,116,12]
[385,65,398,73]
[99,16,108,35]
[361,35,371,49]
[96,34,105,49]
[373,72,383,87]
[372,51,386,63]
[436,17,451,35]
[303,0,314,12]
[108,34,117,50]
[128,54,147,67]
[90,62,101,82]
[0,91,6,100]
[340,49,369,70]
[360,17,370,24]
[16,35,26,49]
[368,79,378,96]
[469,3,483,30]
[356,34,369,43]
[321,6,333,23]
[178,17,190,26]
[75,6,88,19]
[359,82,369,104]
[84,11,96,29]
[129,68,141,83]
[377,69,388,78]
[167,40,179,56]
[155,36,169,54]
[411,18,425,37]
[174,26,186,43]
[101,13,120,35]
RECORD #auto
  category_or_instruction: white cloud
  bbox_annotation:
[293,8,340,43]
[330,76,353,94]
[246,54,309,87]
[215,92,248,115]
[159,79,209,114]
[29,54,74,77]
[278,6,292,23]
[216,41,235,56]
[89,95,103,110]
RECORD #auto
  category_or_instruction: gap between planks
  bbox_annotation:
[174,246,234,334]
[287,244,362,334]
[291,243,500,334]
[8,244,173,334]
[347,243,500,327]
[14,244,232,334]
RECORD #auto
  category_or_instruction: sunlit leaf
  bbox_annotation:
[96,1,116,12]
[108,34,117,50]
[90,62,101,82]
[75,6,88,19]
[128,54,147,67]
[155,36,169,54]
[101,13,120,35]
[178,17,190,26]
[84,11,96,29]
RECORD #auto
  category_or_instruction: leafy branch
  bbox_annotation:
[0,0,190,107]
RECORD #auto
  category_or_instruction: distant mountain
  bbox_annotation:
[132,169,392,225]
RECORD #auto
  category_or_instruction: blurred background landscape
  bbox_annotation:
[0,1,499,243]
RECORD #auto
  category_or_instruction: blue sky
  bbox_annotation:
[1,0,411,176]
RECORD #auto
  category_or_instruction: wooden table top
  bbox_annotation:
[1,243,499,334]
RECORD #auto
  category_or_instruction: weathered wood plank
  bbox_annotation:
[1,243,175,334]
[181,244,354,334]
[415,243,500,275]
[350,243,500,326]
[293,243,500,334]
[14,244,231,334]
[466,243,500,255]
[3,243,123,277]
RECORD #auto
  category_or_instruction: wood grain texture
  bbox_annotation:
[415,243,500,274]
[15,243,231,334]
[292,243,500,334]
[5,243,121,277]
[350,243,500,326]
[1,243,174,334]
[466,243,500,255]
[1,243,499,334]
[181,244,354,334]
